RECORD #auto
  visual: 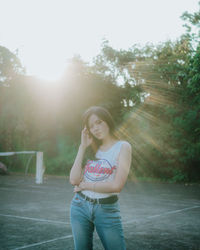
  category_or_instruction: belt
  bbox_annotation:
[78,192,118,204]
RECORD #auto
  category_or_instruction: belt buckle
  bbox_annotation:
[81,193,86,201]
[90,197,99,204]
[88,197,93,203]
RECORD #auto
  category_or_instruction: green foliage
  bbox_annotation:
[42,136,78,175]
[181,1,200,46]
[170,169,187,183]
[0,46,25,85]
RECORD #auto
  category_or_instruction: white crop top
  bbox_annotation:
[82,140,126,199]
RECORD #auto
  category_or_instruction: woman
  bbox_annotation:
[69,106,132,250]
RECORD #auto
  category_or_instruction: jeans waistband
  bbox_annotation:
[77,191,118,204]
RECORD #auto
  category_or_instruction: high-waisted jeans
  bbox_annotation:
[70,192,126,250]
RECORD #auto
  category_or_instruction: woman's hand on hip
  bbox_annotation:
[73,181,86,192]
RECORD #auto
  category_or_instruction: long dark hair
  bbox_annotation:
[82,106,118,160]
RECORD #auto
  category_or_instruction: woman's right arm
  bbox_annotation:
[69,144,86,186]
[69,127,92,186]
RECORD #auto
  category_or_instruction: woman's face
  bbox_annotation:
[88,114,110,140]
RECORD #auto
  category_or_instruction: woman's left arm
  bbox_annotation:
[74,142,132,193]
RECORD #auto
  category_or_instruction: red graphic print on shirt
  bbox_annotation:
[84,159,117,181]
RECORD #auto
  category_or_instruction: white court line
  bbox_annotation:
[0,213,70,225]
[0,186,72,193]
[124,205,200,225]
[121,195,200,206]
[147,205,200,219]
[0,187,45,193]
[12,234,73,250]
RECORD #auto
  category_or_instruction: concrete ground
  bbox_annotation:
[0,174,200,250]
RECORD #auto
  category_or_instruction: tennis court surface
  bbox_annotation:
[0,174,200,250]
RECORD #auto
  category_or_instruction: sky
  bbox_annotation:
[0,0,199,80]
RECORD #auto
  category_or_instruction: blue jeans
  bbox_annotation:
[70,192,126,250]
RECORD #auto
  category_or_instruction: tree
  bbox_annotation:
[181,1,200,47]
[0,46,25,86]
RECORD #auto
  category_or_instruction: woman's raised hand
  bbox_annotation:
[80,127,93,149]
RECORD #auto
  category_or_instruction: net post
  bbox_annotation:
[36,152,44,184]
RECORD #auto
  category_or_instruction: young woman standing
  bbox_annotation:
[69,106,132,250]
